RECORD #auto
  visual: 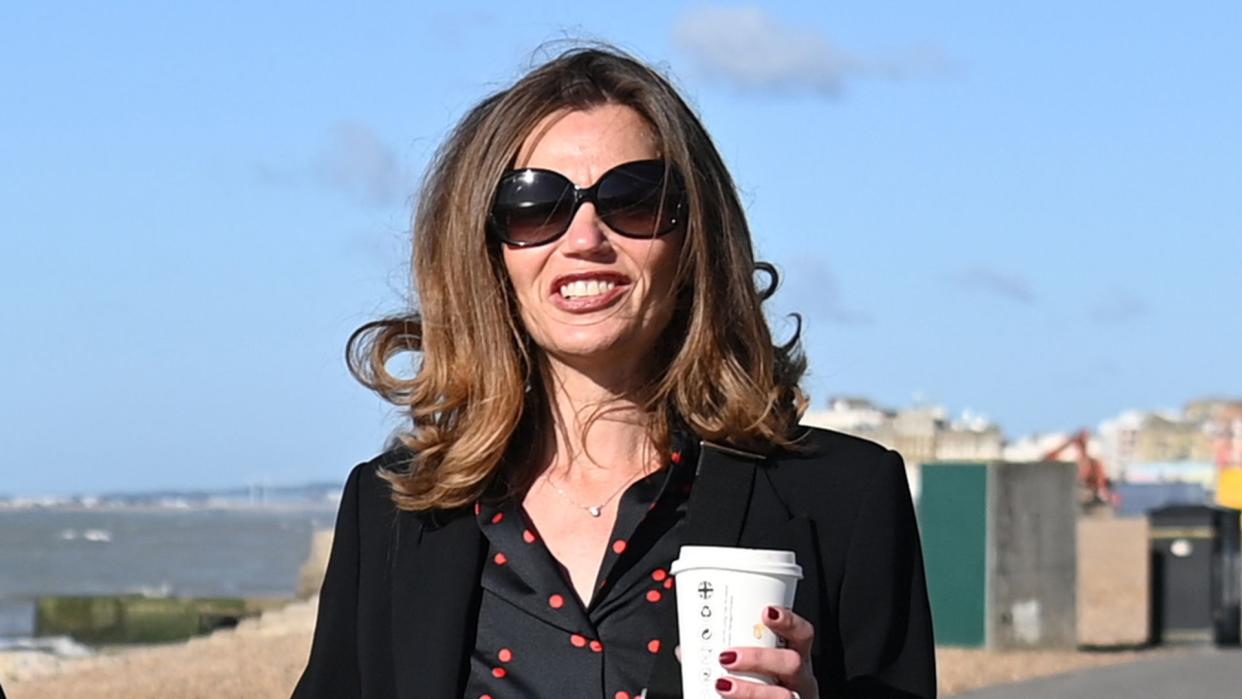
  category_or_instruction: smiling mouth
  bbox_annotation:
[559,279,618,299]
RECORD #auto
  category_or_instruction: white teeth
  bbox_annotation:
[559,279,617,299]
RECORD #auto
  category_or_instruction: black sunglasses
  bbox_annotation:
[488,159,686,248]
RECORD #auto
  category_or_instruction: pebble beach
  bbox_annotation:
[0,595,1166,698]
[0,598,316,699]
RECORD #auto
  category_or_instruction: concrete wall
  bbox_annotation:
[988,461,1078,648]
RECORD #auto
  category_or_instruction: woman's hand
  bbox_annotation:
[714,606,819,698]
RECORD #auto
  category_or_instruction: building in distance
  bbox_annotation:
[802,397,1004,498]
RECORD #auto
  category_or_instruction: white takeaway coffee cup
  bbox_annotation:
[669,546,802,698]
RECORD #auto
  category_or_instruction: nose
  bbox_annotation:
[560,201,611,254]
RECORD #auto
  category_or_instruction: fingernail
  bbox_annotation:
[766,606,781,621]
[715,678,733,692]
[718,650,737,665]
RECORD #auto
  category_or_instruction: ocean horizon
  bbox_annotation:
[0,503,337,647]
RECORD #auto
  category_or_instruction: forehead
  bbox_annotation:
[514,104,659,176]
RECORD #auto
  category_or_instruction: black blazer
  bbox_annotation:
[293,427,936,698]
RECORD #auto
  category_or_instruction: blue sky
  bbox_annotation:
[2,2,1239,495]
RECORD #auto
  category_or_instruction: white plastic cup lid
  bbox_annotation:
[670,545,803,579]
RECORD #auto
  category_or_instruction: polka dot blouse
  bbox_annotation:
[463,437,696,698]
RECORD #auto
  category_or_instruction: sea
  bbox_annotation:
[0,503,338,653]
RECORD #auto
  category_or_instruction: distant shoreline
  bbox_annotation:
[0,480,346,510]
[0,489,342,513]
[0,501,339,514]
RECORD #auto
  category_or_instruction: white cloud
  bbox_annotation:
[252,121,410,209]
[769,255,873,326]
[672,6,950,96]
[953,266,1037,305]
[1089,289,1151,324]
[314,121,406,208]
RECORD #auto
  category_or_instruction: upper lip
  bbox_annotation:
[549,271,632,295]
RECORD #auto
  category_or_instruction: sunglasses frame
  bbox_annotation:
[487,159,686,248]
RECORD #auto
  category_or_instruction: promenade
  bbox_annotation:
[956,648,1241,698]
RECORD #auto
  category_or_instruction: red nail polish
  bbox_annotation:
[767,606,781,621]
[718,650,737,665]
[715,678,733,692]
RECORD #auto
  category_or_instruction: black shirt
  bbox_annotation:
[463,438,697,699]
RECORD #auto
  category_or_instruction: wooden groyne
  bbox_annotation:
[34,596,288,645]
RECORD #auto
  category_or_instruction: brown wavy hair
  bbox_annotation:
[348,45,807,511]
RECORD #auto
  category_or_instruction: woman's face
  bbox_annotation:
[501,104,683,374]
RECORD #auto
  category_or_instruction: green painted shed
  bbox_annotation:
[918,460,1078,649]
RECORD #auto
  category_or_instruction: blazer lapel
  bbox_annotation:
[645,441,763,698]
[391,508,485,699]
[681,441,761,546]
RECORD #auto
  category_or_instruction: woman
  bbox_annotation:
[295,47,935,699]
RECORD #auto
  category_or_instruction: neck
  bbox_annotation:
[537,353,656,483]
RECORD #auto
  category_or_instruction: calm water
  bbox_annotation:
[0,505,337,640]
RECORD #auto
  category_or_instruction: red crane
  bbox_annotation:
[1042,429,1113,506]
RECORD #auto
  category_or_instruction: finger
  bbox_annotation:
[762,606,814,657]
[718,647,801,683]
[714,675,798,698]
[675,644,681,663]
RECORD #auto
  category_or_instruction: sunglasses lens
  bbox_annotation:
[491,171,575,245]
[490,161,684,245]
[597,161,682,238]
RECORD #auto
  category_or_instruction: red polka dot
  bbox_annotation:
[548,594,564,609]
[671,450,682,464]
[616,692,631,699]
[498,648,512,662]
[570,633,587,647]
[493,552,507,565]
[612,539,627,554]
[491,512,504,524]
[651,569,667,582]
[663,577,674,589]
[647,639,661,653]
[522,529,536,543]
[491,667,506,678]
[474,502,481,515]
[480,695,493,699]
[646,589,662,603]
[589,639,603,652]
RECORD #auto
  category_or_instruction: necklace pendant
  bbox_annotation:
[587,506,602,517]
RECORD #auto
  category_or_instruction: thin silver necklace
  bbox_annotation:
[540,469,643,517]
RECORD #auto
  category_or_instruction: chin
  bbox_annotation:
[539,327,652,367]
[547,336,629,362]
